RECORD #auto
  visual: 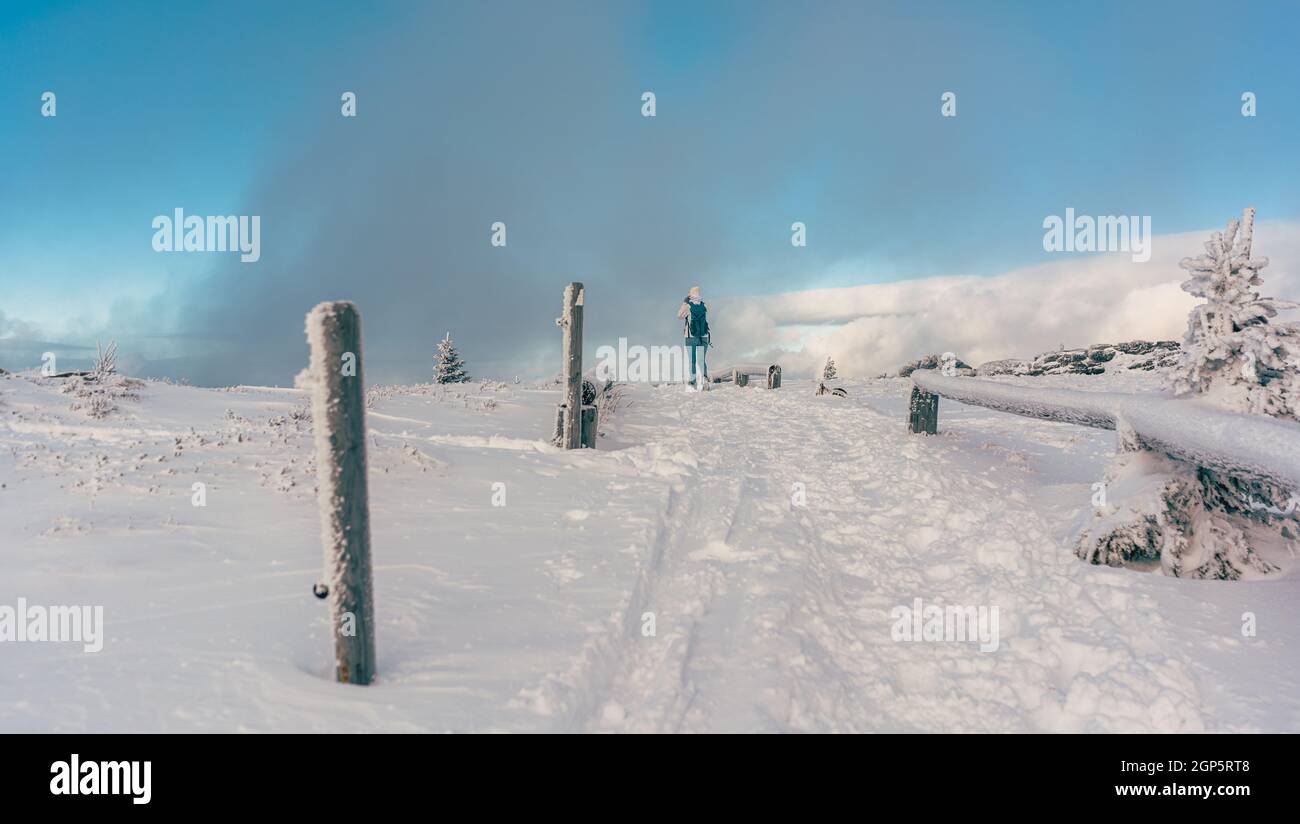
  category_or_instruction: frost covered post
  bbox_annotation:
[557,282,584,449]
[908,385,938,435]
[305,301,377,685]
[580,405,597,448]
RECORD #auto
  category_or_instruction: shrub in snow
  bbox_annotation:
[1076,419,1278,579]
[591,379,628,435]
[92,340,118,377]
[60,341,142,419]
[66,375,142,419]
[1078,209,1296,579]
[433,332,470,384]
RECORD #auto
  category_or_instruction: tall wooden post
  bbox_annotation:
[559,283,584,450]
[305,301,376,685]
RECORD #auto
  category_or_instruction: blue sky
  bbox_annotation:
[1,0,1298,383]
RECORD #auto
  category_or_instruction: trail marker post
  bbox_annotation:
[557,283,585,449]
[305,301,377,685]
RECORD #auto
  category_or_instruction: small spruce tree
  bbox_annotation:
[433,332,470,384]
[822,356,838,382]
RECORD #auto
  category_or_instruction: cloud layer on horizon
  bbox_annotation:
[5,219,1298,387]
[710,219,1300,379]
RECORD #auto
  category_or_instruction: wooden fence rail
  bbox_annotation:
[909,369,1300,492]
[714,363,782,389]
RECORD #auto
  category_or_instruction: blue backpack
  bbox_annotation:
[684,300,709,338]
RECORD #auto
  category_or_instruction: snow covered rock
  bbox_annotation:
[973,358,1027,376]
[974,341,1179,377]
[897,353,972,377]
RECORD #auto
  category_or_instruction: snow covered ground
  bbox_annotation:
[2,369,1298,732]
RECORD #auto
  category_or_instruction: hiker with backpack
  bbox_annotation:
[677,286,710,388]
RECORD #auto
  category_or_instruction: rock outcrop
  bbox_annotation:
[897,353,973,377]
[972,340,1180,377]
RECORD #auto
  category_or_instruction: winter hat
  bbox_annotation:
[688,286,702,300]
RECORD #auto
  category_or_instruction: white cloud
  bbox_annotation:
[713,220,1300,378]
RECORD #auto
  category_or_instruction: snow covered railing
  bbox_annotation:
[912,371,1119,430]
[713,363,782,389]
[910,370,1300,491]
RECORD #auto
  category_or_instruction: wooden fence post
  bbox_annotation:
[558,283,584,449]
[908,385,939,435]
[305,301,376,685]
[767,364,782,389]
[580,405,597,448]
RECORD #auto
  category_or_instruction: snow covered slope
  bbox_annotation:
[2,370,1298,732]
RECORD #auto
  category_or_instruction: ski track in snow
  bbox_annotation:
[529,384,1211,732]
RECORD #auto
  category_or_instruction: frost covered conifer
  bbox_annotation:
[822,356,838,381]
[433,332,470,384]
[1171,207,1300,419]
[1079,208,1297,580]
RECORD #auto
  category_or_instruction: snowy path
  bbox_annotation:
[531,382,1284,732]
[3,373,1298,731]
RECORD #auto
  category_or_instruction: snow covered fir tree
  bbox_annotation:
[1077,208,1297,579]
[1170,207,1300,419]
[822,356,838,381]
[433,332,470,384]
